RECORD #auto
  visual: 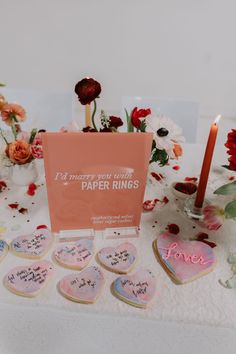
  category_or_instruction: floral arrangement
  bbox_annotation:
[203,129,236,230]
[74,77,184,166]
[0,90,43,166]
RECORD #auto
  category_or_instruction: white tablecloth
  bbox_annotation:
[0,143,236,354]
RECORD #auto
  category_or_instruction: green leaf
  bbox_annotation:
[214,181,236,195]
[225,200,236,219]
[29,128,38,144]
[150,148,169,166]
[139,120,146,132]
[125,108,134,132]
[0,83,5,87]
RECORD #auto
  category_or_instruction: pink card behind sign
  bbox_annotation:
[42,132,152,233]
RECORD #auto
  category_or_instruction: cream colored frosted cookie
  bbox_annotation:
[0,240,8,262]
[112,269,156,308]
[10,228,53,259]
[53,239,93,270]
[97,242,137,274]
[58,266,105,304]
[4,260,54,297]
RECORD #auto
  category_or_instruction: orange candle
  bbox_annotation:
[194,115,221,208]
[85,104,91,127]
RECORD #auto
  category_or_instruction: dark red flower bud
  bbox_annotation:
[131,107,151,129]
[74,78,101,105]
[82,126,97,133]
[109,116,123,129]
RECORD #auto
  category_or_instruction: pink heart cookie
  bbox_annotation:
[97,242,137,274]
[0,240,8,262]
[54,239,93,270]
[112,269,156,308]
[4,260,54,297]
[153,233,216,284]
[58,266,105,303]
[11,228,53,259]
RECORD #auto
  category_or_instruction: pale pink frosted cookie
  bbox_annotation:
[58,266,105,304]
[97,242,137,274]
[0,240,8,262]
[153,232,216,284]
[4,260,54,297]
[112,269,156,308]
[53,239,93,270]
[10,228,53,259]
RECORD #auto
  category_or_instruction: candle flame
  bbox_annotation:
[214,114,221,124]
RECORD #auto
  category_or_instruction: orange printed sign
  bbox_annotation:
[42,132,153,233]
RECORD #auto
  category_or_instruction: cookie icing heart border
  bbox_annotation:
[153,232,216,284]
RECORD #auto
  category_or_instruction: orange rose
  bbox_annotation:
[1,103,26,126]
[173,143,183,159]
[7,140,33,165]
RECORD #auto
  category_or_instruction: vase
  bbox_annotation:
[9,161,38,186]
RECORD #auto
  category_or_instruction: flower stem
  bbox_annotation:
[91,100,98,131]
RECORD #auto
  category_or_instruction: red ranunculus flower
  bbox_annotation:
[225,129,236,171]
[131,107,151,129]
[109,116,123,129]
[74,78,101,105]
[82,126,97,133]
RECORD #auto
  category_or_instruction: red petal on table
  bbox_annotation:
[195,232,208,241]
[184,177,198,182]
[172,165,180,171]
[8,203,19,209]
[228,176,235,181]
[0,181,7,192]
[18,207,28,214]
[143,200,157,211]
[162,196,169,204]
[27,183,37,196]
[36,225,48,229]
[151,172,164,181]
[167,223,180,235]
[195,232,217,248]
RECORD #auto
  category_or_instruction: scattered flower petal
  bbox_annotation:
[167,223,180,234]
[184,176,198,182]
[172,165,180,171]
[8,203,19,209]
[203,205,225,231]
[36,225,48,229]
[18,207,28,214]
[150,172,164,181]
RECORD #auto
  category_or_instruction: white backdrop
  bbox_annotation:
[1,0,236,119]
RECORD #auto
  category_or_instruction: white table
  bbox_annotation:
[0,143,236,354]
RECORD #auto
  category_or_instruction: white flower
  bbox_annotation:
[145,115,185,158]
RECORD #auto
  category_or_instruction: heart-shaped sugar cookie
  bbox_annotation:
[0,240,8,262]
[11,228,53,259]
[4,260,54,297]
[112,269,156,308]
[97,242,137,274]
[153,232,216,284]
[54,239,93,270]
[58,266,105,303]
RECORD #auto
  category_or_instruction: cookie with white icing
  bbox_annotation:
[112,269,156,308]
[153,232,216,284]
[97,242,137,274]
[10,228,53,259]
[4,260,54,297]
[53,239,93,270]
[58,266,105,304]
[0,240,8,262]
